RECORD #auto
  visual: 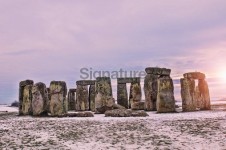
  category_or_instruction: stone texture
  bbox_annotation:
[105,109,149,117]
[117,83,128,108]
[183,72,205,80]
[95,77,113,113]
[89,84,96,112]
[76,80,95,86]
[145,67,171,75]
[32,82,49,116]
[49,81,67,116]
[131,101,145,110]
[68,89,76,111]
[117,77,140,84]
[76,85,89,111]
[129,82,142,109]
[156,77,176,113]
[67,112,94,117]
[144,74,158,111]
[19,80,34,115]
[198,79,211,110]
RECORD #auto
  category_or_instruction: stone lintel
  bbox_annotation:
[76,80,96,85]
[183,72,205,80]
[145,67,171,75]
[117,77,140,84]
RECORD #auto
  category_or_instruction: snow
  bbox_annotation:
[0,105,226,149]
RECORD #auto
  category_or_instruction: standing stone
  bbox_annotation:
[68,89,76,111]
[89,85,96,112]
[95,77,114,113]
[181,78,197,111]
[19,80,34,115]
[117,83,128,108]
[76,85,89,111]
[130,82,142,109]
[156,77,175,113]
[49,81,67,116]
[198,79,211,110]
[144,74,158,111]
[32,82,49,116]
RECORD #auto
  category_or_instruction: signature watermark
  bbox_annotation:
[80,68,146,80]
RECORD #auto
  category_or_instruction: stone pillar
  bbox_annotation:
[144,74,158,111]
[181,72,211,111]
[95,77,114,113]
[181,78,196,111]
[32,82,49,116]
[198,79,211,110]
[19,80,34,115]
[89,84,96,112]
[49,81,67,116]
[117,83,128,108]
[130,82,142,109]
[68,89,76,111]
[156,77,175,113]
[144,67,171,111]
[76,85,89,111]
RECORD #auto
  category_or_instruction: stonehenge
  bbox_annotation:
[19,80,34,115]
[181,72,211,111]
[67,89,76,111]
[49,81,68,116]
[117,77,142,110]
[17,68,212,117]
[76,80,95,111]
[144,67,175,113]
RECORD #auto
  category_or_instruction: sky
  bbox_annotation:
[0,0,226,104]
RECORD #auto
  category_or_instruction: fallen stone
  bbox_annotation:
[131,101,145,110]
[105,109,149,117]
[67,112,94,117]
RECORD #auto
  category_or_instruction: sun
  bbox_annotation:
[219,71,226,83]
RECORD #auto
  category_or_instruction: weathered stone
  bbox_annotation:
[76,85,89,111]
[95,77,113,113]
[67,112,94,117]
[144,74,158,111]
[105,109,132,117]
[198,79,211,110]
[129,82,142,109]
[117,77,140,84]
[112,103,126,110]
[181,78,197,111]
[68,89,76,111]
[156,77,176,113]
[183,72,205,80]
[131,110,149,117]
[89,84,96,112]
[145,67,171,76]
[131,101,145,110]
[117,83,128,108]
[32,82,49,116]
[76,80,95,86]
[49,81,67,116]
[19,80,34,115]
[105,109,149,117]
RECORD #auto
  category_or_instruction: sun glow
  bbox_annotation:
[219,71,226,83]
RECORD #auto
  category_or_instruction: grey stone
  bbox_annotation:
[76,80,96,86]
[144,74,158,111]
[131,101,145,110]
[95,77,113,113]
[156,77,176,113]
[76,85,89,111]
[32,82,49,116]
[117,77,140,84]
[89,84,96,112]
[129,82,142,109]
[19,80,34,115]
[67,112,94,117]
[68,89,76,111]
[49,81,67,116]
[117,83,128,108]
[105,109,149,117]
[145,67,171,75]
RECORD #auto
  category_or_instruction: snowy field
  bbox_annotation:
[0,105,226,150]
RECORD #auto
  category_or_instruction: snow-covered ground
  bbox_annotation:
[0,104,226,150]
